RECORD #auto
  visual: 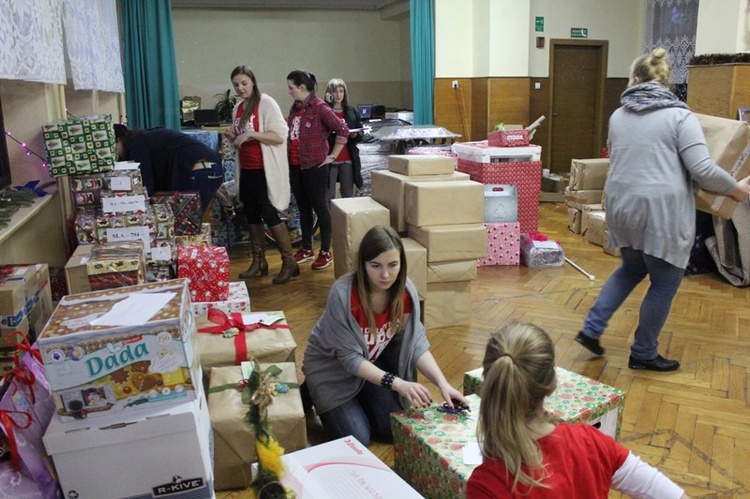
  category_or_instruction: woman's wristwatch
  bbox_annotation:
[328,154,336,161]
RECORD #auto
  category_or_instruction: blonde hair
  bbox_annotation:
[325,78,349,107]
[629,47,671,87]
[477,322,557,491]
[354,226,407,334]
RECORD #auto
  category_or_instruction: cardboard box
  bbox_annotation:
[44,391,214,499]
[65,244,94,295]
[408,224,487,262]
[0,277,25,317]
[462,367,626,440]
[192,281,250,317]
[427,260,477,283]
[695,113,750,219]
[424,280,472,328]
[402,238,427,297]
[388,155,455,176]
[37,279,198,421]
[392,395,480,498]
[477,222,521,267]
[371,170,470,232]
[567,207,582,234]
[210,362,306,490]
[483,184,518,223]
[582,209,607,247]
[404,180,484,227]
[196,311,296,384]
[564,187,603,210]
[330,197,390,279]
[0,264,53,342]
[569,158,609,190]
[603,229,621,257]
[279,436,423,498]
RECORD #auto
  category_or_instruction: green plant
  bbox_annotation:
[214,89,237,123]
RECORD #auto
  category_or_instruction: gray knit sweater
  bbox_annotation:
[302,272,430,415]
[606,85,737,269]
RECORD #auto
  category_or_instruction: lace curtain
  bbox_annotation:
[0,0,124,92]
[0,0,66,84]
[643,0,700,86]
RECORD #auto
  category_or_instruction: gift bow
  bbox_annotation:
[5,331,43,365]
[0,409,33,472]
[198,308,290,365]
[2,332,41,404]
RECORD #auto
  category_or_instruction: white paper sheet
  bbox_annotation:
[462,440,483,465]
[91,292,176,326]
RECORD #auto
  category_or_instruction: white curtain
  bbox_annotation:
[643,0,700,85]
[0,0,124,92]
[62,0,124,92]
[0,0,66,84]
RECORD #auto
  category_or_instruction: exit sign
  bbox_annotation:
[571,27,588,38]
[535,16,544,32]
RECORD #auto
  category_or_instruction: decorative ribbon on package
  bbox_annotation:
[520,232,564,267]
[42,114,116,177]
[177,245,230,302]
[153,191,203,236]
[0,334,58,498]
[198,309,290,366]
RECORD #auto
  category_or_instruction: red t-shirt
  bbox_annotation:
[350,287,413,361]
[466,424,629,498]
[333,110,352,162]
[234,102,263,170]
[288,106,303,166]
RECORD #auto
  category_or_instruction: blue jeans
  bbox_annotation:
[581,247,684,360]
[317,381,402,446]
[183,162,224,214]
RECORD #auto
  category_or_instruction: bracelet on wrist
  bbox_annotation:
[328,154,336,160]
[380,372,396,390]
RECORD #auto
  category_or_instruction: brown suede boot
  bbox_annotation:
[239,224,269,278]
[269,223,300,284]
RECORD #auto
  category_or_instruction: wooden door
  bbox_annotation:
[548,40,608,173]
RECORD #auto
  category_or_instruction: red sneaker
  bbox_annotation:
[311,250,333,270]
[294,247,315,263]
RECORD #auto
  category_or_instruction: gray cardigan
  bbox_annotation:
[302,272,430,415]
[606,108,736,269]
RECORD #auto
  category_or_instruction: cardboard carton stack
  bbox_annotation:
[38,279,215,498]
[0,264,54,346]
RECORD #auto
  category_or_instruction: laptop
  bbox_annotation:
[357,104,373,120]
[193,109,221,127]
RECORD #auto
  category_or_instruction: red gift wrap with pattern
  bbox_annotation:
[457,158,541,233]
[477,222,520,266]
[177,245,230,302]
[487,129,530,147]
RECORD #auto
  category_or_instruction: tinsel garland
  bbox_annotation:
[0,188,38,230]
[690,53,750,66]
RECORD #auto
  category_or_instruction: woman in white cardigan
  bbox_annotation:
[225,66,297,284]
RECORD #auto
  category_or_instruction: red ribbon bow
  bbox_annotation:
[5,331,43,365]
[0,409,33,472]
[2,333,41,405]
[198,308,289,365]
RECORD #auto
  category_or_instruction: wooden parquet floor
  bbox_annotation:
[217,202,750,498]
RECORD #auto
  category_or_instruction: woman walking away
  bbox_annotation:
[225,65,297,284]
[467,321,688,498]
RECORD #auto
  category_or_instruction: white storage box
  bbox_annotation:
[453,141,542,163]
[484,184,518,222]
[44,392,214,499]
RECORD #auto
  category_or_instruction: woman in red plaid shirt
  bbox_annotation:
[286,70,350,271]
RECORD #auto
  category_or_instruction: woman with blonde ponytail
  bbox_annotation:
[467,322,688,498]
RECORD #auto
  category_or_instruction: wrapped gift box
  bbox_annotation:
[408,224,487,263]
[44,391,213,499]
[564,187,603,210]
[484,184,518,223]
[402,238,427,297]
[146,262,176,282]
[427,260,477,283]
[0,264,54,341]
[175,222,213,247]
[582,207,607,247]
[85,241,147,291]
[569,158,609,190]
[404,180,484,227]
[463,366,626,440]
[392,395,481,498]
[477,222,520,267]
[178,245,230,302]
[192,281,250,317]
[70,173,105,207]
[389,154,455,176]
[42,114,116,176]
[424,281,472,329]
[103,166,146,194]
[197,310,296,384]
[456,158,541,233]
[520,234,564,267]
[153,191,203,236]
[36,279,198,421]
[487,128,529,147]
[568,207,582,234]
[279,436,423,498]
[331,197,390,279]
[209,362,306,490]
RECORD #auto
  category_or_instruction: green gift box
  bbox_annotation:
[463,366,626,440]
[42,114,116,176]
[392,395,480,499]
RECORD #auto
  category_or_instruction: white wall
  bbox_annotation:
[435,0,474,77]
[695,0,749,54]
[527,0,643,77]
[172,8,409,110]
